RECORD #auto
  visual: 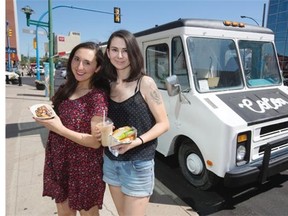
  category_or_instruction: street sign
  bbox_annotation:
[22,28,47,35]
[6,47,16,53]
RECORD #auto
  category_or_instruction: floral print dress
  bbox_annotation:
[42,88,107,211]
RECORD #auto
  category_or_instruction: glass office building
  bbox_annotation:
[266,0,288,82]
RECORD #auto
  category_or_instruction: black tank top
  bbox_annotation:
[105,77,157,161]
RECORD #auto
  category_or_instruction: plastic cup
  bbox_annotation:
[91,116,113,147]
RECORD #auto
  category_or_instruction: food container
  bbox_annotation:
[110,126,137,146]
[29,104,56,119]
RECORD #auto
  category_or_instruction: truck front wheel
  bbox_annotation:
[178,140,219,190]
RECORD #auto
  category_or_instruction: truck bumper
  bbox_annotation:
[224,136,288,187]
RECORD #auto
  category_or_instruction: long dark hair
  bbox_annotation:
[52,41,110,113]
[103,29,145,82]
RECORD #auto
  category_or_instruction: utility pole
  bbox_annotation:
[262,3,266,27]
[6,21,12,71]
[48,0,54,98]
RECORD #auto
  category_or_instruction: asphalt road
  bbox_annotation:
[154,152,288,216]
[21,69,65,89]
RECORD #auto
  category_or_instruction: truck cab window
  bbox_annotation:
[187,37,243,92]
[238,41,282,87]
[146,43,169,89]
[172,37,189,90]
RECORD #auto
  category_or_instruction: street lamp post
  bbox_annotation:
[240,15,260,26]
[22,3,54,98]
[21,4,120,99]
[21,5,48,81]
[21,5,34,26]
[48,0,54,98]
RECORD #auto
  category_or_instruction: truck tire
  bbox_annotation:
[178,139,219,190]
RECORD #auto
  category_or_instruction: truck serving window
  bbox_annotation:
[238,40,282,87]
[146,43,169,89]
[187,37,243,92]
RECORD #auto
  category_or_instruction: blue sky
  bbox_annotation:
[16,0,268,57]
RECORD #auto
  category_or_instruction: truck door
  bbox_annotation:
[142,37,190,156]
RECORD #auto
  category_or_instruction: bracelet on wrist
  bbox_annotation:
[138,136,144,145]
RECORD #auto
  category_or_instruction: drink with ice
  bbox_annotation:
[91,116,113,146]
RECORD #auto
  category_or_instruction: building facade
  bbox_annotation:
[6,0,19,71]
[54,31,81,56]
[266,0,288,79]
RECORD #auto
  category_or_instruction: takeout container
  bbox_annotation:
[29,104,56,119]
[109,126,137,146]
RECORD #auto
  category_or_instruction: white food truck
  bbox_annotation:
[133,18,288,190]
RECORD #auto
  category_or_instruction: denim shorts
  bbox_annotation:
[103,154,155,197]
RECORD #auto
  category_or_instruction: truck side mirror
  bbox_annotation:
[165,75,191,104]
[165,75,180,96]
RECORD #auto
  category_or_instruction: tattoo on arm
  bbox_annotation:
[150,90,162,105]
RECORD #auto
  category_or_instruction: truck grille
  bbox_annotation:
[260,121,288,138]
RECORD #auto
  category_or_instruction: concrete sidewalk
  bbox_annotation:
[6,79,198,216]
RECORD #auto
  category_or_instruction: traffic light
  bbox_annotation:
[114,7,121,23]
[8,29,12,37]
[33,37,37,49]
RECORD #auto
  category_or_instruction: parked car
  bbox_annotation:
[39,66,45,75]
[5,71,19,79]
[31,65,45,75]
[5,71,19,84]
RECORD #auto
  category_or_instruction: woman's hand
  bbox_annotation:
[110,137,141,154]
[111,143,129,154]
[34,115,65,134]
[34,114,102,149]
[92,126,102,143]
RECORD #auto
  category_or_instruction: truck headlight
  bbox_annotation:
[236,145,246,161]
[236,131,251,165]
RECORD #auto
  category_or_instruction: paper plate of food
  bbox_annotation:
[110,126,137,146]
[29,104,56,120]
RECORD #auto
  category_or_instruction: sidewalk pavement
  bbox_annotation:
[6,79,198,216]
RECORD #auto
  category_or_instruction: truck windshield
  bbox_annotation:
[187,37,281,93]
[238,40,282,87]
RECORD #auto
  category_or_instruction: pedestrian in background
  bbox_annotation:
[103,29,170,216]
[34,41,110,216]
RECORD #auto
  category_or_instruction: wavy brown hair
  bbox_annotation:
[103,29,145,82]
[52,41,110,114]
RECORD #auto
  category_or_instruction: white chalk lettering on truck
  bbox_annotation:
[238,97,288,113]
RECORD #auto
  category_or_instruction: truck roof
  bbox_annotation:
[134,18,274,37]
